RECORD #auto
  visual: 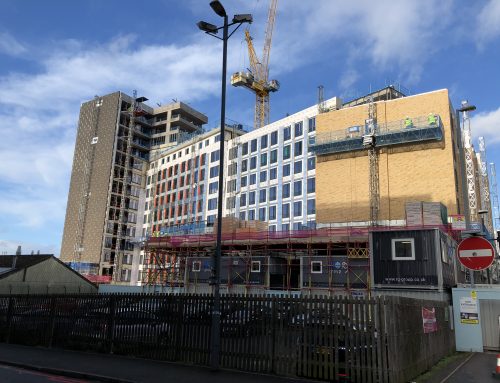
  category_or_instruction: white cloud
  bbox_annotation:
[471,107,500,146]
[0,32,26,56]
[476,0,500,46]
[266,0,454,84]
[339,69,360,91]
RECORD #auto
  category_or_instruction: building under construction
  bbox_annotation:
[60,91,207,284]
[139,87,497,295]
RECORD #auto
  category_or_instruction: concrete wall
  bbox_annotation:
[315,89,464,224]
[61,93,121,264]
[0,258,97,294]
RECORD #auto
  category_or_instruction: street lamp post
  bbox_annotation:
[197,1,252,370]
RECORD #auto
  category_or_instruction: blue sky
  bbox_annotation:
[0,0,499,256]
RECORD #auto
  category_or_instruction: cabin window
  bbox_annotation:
[192,261,201,272]
[311,261,322,273]
[251,261,261,273]
[391,238,415,261]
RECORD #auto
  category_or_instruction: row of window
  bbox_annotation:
[239,118,316,156]
[239,200,315,221]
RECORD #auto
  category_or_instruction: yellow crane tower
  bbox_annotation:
[231,0,279,129]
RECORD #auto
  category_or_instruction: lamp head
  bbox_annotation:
[197,21,218,34]
[210,0,226,17]
[233,14,253,24]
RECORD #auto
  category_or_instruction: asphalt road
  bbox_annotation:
[445,352,498,383]
[0,364,97,383]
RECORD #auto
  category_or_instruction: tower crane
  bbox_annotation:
[231,0,279,129]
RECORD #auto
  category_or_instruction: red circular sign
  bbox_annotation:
[457,236,495,271]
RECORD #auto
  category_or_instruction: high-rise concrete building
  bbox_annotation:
[60,91,207,283]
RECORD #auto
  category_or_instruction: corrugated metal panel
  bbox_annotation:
[372,229,439,287]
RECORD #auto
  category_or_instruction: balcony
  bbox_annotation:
[170,114,203,133]
[311,115,443,155]
[131,138,150,150]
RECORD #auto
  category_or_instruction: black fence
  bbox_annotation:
[0,294,454,383]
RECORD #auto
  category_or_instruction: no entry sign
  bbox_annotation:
[457,236,495,271]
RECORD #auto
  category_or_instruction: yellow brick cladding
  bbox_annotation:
[315,89,462,224]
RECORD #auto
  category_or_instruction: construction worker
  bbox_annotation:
[428,113,437,126]
[404,116,413,129]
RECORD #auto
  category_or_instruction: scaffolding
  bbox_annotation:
[311,115,444,155]
[490,163,500,231]
[141,226,375,294]
[478,137,492,232]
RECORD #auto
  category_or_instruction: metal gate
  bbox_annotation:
[480,299,500,351]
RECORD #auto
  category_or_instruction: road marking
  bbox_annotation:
[439,353,475,383]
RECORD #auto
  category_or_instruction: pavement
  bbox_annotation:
[414,351,499,383]
[0,343,314,383]
[0,343,498,383]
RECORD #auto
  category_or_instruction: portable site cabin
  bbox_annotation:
[370,228,465,295]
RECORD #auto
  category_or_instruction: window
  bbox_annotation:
[250,156,257,170]
[311,261,322,274]
[294,141,303,156]
[391,238,415,260]
[227,179,236,192]
[270,167,277,180]
[294,180,302,196]
[260,170,267,182]
[282,203,290,218]
[209,181,218,194]
[251,139,257,153]
[307,199,315,215]
[307,157,316,171]
[249,191,256,205]
[260,153,267,166]
[229,147,238,160]
[211,150,220,162]
[283,164,290,177]
[283,145,291,160]
[294,122,303,137]
[228,163,237,176]
[269,186,277,201]
[207,214,215,226]
[240,193,247,207]
[208,198,218,210]
[226,196,236,209]
[270,149,278,164]
[241,159,248,172]
[248,209,255,220]
[250,173,257,185]
[308,117,316,132]
[261,135,268,149]
[294,201,302,217]
[209,166,219,178]
[307,178,315,193]
[192,261,201,272]
[239,211,246,220]
[282,223,289,231]
[271,131,278,145]
[269,225,276,232]
[241,176,247,187]
[269,205,276,220]
[283,126,291,141]
[242,142,248,155]
[259,207,266,221]
[215,134,221,142]
[257,189,266,203]
[294,160,302,174]
[251,261,261,273]
[282,183,290,198]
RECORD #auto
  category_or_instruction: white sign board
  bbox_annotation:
[459,297,479,324]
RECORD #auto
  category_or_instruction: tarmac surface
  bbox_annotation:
[0,343,315,383]
[0,343,497,383]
